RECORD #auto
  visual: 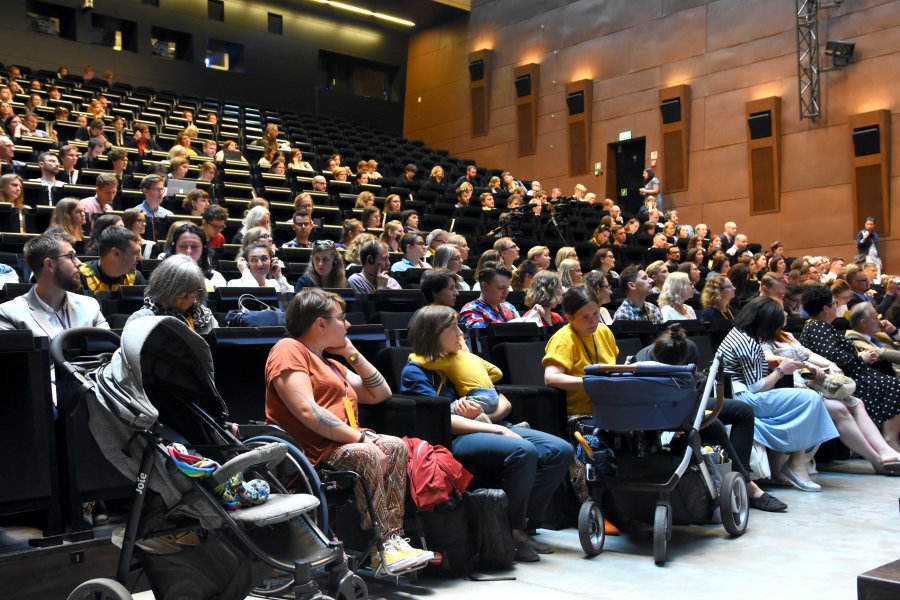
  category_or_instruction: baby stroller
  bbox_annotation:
[54,317,367,600]
[574,359,749,566]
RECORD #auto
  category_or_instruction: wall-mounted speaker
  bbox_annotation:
[748,111,772,140]
[514,74,531,98]
[468,59,484,82]
[853,126,880,157]
[660,98,681,124]
[566,91,584,115]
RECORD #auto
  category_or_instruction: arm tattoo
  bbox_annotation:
[362,371,385,388]
[305,393,345,438]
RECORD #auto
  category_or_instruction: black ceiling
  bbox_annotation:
[276,0,469,31]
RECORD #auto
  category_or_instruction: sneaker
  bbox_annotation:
[371,536,432,575]
[93,501,109,526]
[513,421,531,429]
[474,413,492,424]
[389,535,434,568]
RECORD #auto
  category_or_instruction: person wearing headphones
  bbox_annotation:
[295,239,347,291]
[348,240,401,294]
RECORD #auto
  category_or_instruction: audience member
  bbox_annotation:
[79,227,145,292]
[614,265,663,324]
[347,240,400,293]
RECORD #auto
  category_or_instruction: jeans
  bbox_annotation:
[451,426,572,530]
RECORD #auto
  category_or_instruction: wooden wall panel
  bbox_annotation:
[850,110,891,237]
[745,97,781,215]
[659,84,690,192]
[514,63,540,157]
[468,49,491,137]
[566,79,592,177]
[405,0,900,268]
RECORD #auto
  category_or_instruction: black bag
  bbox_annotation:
[418,492,476,578]
[464,488,515,571]
[224,294,286,327]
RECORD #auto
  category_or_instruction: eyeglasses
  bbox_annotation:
[721,284,735,290]
[257,233,272,239]
[322,313,348,322]
[449,256,462,262]
[206,222,226,232]
[181,288,204,298]
[51,251,78,263]
[314,239,335,249]
[294,221,311,228]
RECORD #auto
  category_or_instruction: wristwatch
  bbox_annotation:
[348,351,360,364]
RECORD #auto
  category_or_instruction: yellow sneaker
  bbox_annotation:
[371,536,433,575]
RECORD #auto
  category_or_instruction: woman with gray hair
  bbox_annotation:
[521,270,564,326]
[127,255,218,334]
[230,205,271,245]
[431,244,470,290]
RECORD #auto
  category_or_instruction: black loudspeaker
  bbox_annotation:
[748,110,772,140]
[660,98,681,124]
[514,74,531,98]
[853,126,880,157]
[566,91,584,115]
[468,59,484,82]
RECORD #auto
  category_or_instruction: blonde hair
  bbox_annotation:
[558,259,581,287]
[658,271,692,309]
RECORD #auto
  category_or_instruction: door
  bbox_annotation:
[606,138,646,216]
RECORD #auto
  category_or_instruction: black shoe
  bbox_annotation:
[525,535,553,554]
[514,541,541,562]
[749,492,788,512]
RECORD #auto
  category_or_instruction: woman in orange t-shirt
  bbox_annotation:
[264,288,432,575]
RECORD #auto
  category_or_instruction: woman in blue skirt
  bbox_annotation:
[716,297,838,491]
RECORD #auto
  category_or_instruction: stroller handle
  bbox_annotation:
[50,326,122,380]
[699,361,726,430]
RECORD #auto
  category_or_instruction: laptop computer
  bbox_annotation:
[166,178,199,196]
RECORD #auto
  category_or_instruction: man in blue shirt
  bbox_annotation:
[136,175,172,242]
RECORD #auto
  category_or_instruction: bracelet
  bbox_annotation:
[357,431,366,443]
[775,367,785,378]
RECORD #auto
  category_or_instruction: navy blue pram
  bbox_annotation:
[575,358,749,565]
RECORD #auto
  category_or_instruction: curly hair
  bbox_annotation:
[525,270,562,308]
[701,274,729,309]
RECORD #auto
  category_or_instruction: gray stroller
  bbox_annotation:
[55,317,367,600]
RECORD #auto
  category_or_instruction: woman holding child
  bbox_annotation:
[401,305,572,563]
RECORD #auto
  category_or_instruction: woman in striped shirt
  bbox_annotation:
[716,297,838,491]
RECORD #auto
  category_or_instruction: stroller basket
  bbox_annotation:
[583,362,697,431]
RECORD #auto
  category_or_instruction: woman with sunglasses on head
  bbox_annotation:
[227,241,291,292]
[164,222,227,289]
[128,254,217,334]
[583,271,614,325]
[295,239,347,291]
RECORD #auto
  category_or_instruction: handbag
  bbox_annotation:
[224,294,286,327]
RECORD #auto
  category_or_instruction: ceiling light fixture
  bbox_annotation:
[312,0,415,27]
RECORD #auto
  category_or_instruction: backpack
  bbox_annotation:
[464,488,515,571]
[417,492,476,578]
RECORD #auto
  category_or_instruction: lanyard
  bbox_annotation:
[579,333,599,365]
[326,361,358,430]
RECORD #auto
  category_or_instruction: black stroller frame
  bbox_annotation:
[574,358,749,566]
[54,321,368,600]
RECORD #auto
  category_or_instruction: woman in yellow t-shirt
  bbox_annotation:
[543,285,618,415]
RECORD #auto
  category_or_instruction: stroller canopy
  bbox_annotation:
[95,316,227,431]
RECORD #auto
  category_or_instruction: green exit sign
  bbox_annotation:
[619,130,632,141]
[620,188,628,197]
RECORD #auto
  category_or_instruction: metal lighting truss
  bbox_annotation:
[796,0,844,121]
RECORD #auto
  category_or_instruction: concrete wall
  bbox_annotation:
[1,0,408,130]
[404,0,900,268]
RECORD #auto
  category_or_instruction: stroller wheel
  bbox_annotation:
[577,500,605,557]
[68,578,132,600]
[653,505,669,566]
[334,571,368,600]
[720,472,749,536]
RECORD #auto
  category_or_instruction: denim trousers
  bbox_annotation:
[451,426,572,530]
